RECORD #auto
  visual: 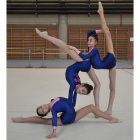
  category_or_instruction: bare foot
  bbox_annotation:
[35,28,41,35]
[97,2,104,14]
[35,28,48,38]
[104,111,112,115]
[109,118,122,124]
[11,117,24,123]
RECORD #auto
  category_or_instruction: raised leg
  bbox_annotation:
[87,67,100,109]
[11,116,63,125]
[98,2,116,115]
[105,66,116,115]
[74,104,121,123]
[98,2,115,55]
[36,28,83,62]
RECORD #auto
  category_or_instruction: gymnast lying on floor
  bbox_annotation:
[11,97,121,139]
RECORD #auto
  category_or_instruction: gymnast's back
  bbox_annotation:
[66,61,91,77]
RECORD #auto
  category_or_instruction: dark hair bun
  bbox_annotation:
[95,33,98,37]
[93,33,98,36]
[91,33,98,36]
[91,33,98,42]
[89,85,93,90]
[82,83,94,94]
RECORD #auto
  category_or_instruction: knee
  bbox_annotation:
[94,80,101,87]
[109,84,115,93]
[95,81,101,89]
[89,104,95,109]
[89,104,98,112]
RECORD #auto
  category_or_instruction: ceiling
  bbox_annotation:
[7,0,133,15]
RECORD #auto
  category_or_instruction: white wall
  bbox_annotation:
[7,14,133,25]
[7,15,58,24]
[68,15,133,25]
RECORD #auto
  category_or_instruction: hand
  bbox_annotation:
[68,45,75,50]
[45,132,57,139]
[36,28,48,38]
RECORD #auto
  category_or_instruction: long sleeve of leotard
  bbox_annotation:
[51,109,57,130]
[72,90,77,108]
[87,30,97,41]
[68,83,77,107]
[77,48,98,60]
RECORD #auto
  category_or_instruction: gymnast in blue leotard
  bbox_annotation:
[45,97,76,129]
[68,29,117,115]
[11,96,121,139]
[36,26,101,111]
[66,61,93,108]
[35,29,96,110]
[70,30,116,70]
[68,2,117,115]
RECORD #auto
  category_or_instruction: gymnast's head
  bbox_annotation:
[76,83,93,95]
[36,104,50,117]
[88,33,98,47]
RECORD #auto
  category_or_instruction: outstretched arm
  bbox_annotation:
[72,90,77,108]
[46,110,58,139]
[68,46,98,60]
[87,29,103,41]
[68,84,77,107]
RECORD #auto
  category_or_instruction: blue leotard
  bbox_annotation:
[50,97,76,130]
[65,61,91,107]
[77,30,116,69]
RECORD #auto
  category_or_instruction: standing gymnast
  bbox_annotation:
[11,97,121,139]
[35,29,101,110]
[68,2,116,115]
